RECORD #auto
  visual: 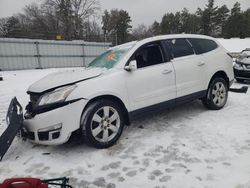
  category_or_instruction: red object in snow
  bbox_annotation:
[0,178,48,188]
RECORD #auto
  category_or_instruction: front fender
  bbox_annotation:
[66,72,131,111]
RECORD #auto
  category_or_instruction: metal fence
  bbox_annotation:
[0,38,111,71]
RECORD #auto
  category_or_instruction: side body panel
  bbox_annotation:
[202,46,234,88]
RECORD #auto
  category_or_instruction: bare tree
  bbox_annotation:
[0,18,8,36]
[132,24,153,40]
[71,0,100,20]
[41,0,100,39]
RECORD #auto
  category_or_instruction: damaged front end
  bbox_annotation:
[23,85,87,145]
[24,85,80,119]
[23,88,83,143]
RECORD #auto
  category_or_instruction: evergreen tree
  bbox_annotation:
[180,8,201,34]
[117,10,132,44]
[151,21,161,36]
[244,9,250,37]
[223,2,246,38]
[215,5,229,36]
[160,13,181,34]
[102,9,132,45]
[197,0,218,35]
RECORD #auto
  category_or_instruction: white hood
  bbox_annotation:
[28,68,105,93]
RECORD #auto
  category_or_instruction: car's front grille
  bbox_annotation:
[27,131,35,140]
[38,131,49,141]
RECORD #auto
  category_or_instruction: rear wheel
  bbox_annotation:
[81,100,124,148]
[202,77,228,110]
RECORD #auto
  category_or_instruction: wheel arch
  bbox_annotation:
[83,95,131,126]
[207,71,230,90]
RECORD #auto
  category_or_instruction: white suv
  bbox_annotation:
[23,34,234,148]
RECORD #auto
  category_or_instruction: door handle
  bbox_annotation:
[162,69,172,75]
[197,62,205,66]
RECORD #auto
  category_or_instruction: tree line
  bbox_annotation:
[134,0,250,40]
[0,0,250,45]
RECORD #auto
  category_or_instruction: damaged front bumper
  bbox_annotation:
[0,98,23,161]
[23,98,88,145]
[0,97,87,160]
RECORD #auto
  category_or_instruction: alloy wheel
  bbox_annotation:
[91,106,120,143]
[212,82,227,107]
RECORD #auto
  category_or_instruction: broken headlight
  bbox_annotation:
[37,85,77,106]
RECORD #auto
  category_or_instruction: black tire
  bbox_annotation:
[202,77,228,110]
[236,78,245,83]
[81,100,124,148]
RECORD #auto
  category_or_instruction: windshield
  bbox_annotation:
[88,45,133,69]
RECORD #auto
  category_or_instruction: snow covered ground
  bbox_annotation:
[0,68,250,188]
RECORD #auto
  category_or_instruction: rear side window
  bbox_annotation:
[166,38,194,58]
[188,38,218,54]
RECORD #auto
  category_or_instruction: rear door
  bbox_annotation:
[164,38,206,98]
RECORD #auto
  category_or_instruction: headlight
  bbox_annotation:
[37,85,77,106]
[234,62,244,70]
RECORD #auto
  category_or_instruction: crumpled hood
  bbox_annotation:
[28,67,105,93]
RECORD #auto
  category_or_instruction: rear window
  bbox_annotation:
[167,39,194,58]
[188,38,218,54]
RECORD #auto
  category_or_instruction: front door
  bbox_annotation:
[125,42,176,111]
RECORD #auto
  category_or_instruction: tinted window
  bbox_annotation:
[133,43,164,68]
[188,38,218,54]
[167,39,194,58]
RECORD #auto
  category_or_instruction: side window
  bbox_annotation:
[188,38,218,54]
[167,38,194,58]
[134,42,164,68]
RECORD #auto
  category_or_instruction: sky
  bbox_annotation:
[0,0,250,27]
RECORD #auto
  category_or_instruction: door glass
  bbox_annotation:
[168,39,194,58]
[134,43,164,68]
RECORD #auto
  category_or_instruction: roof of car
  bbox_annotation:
[142,34,214,41]
[110,34,215,50]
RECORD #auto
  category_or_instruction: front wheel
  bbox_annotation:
[202,77,228,110]
[81,100,124,148]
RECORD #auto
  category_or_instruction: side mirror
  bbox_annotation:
[125,60,137,72]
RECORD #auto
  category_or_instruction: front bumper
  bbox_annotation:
[23,99,87,145]
[234,68,250,80]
